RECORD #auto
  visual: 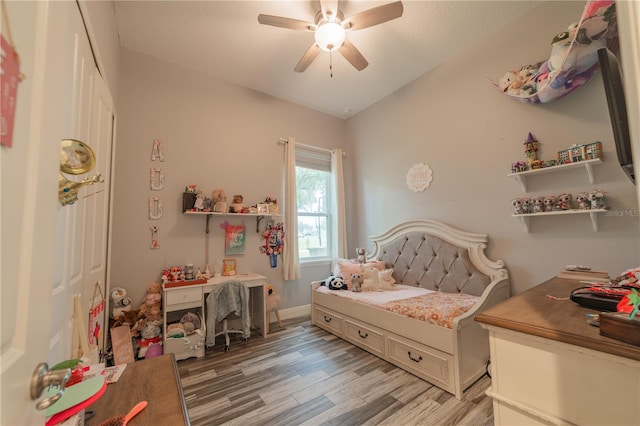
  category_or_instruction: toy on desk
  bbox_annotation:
[265,285,282,333]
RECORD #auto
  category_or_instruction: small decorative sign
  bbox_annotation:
[406,163,433,192]
[225,224,246,255]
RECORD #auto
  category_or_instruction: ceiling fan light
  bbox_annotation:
[315,22,345,52]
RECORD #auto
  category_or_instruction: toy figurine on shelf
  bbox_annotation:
[553,193,573,211]
[512,198,525,215]
[523,132,539,167]
[511,161,528,173]
[194,190,205,211]
[576,192,590,210]
[543,195,556,212]
[588,189,607,209]
[229,194,247,213]
[532,196,545,213]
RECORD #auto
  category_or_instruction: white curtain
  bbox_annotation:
[331,149,348,259]
[283,137,300,280]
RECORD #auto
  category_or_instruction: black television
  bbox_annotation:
[597,47,635,184]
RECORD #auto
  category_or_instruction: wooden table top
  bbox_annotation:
[85,353,190,425]
[475,277,640,361]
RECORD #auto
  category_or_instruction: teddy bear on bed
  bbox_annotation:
[350,273,363,292]
[322,275,349,290]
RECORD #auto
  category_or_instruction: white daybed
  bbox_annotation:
[311,219,510,399]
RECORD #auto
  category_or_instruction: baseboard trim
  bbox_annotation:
[268,304,310,322]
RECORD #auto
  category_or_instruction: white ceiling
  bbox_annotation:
[114,0,543,118]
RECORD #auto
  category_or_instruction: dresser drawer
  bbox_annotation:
[344,318,385,357]
[314,306,343,336]
[165,287,201,307]
[387,333,454,389]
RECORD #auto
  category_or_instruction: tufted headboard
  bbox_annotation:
[369,220,508,297]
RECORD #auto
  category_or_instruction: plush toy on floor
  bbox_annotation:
[265,285,282,334]
[139,282,162,320]
[111,287,132,319]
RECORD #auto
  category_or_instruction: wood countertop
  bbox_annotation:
[475,277,640,361]
[85,353,190,425]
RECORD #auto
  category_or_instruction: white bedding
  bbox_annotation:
[316,284,434,306]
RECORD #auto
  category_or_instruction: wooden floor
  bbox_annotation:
[177,317,493,426]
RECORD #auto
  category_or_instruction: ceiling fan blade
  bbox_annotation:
[320,0,339,21]
[294,43,322,72]
[338,40,368,71]
[343,1,403,31]
[258,14,314,31]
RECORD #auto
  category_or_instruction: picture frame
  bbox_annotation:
[256,203,269,214]
[222,258,237,276]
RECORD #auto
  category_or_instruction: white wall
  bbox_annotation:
[345,1,640,294]
[111,50,345,308]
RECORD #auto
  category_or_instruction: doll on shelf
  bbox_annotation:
[229,194,247,213]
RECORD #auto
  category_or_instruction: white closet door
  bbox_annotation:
[0,1,114,423]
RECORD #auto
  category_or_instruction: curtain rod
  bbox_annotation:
[277,138,346,157]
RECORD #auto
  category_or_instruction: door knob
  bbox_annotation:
[30,363,71,410]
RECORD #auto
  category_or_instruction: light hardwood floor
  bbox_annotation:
[177,317,493,426]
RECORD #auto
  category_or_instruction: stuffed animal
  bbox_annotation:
[575,192,590,210]
[265,285,282,332]
[356,248,366,264]
[112,308,140,328]
[111,287,132,318]
[512,198,524,215]
[212,189,227,213]
[351,273,363,292]
[166,323,185,338]
[229,194,246,213]
[521,197,532,214]
[180,312,201,334]
[532,196,545,213]
[554,193,573,211]
[588,189,607,209]
[543,195,556,212]
[139,282,162,319]
[323,275,348,290]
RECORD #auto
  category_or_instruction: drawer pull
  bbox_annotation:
[358,330,368,339]
[408,351,422,363]
[324,315,332,323]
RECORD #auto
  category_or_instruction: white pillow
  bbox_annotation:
[362,266,381,291]
[378,269,395,290]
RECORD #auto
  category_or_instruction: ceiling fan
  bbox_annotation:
[258,0,403,73]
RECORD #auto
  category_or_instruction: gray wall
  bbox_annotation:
[112,50,344,307]
[345,1,639,294]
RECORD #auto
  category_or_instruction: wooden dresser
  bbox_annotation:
[476,277,640,426]
[85,353,189,425]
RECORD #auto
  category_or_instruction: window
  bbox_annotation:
[296,148,332,260]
